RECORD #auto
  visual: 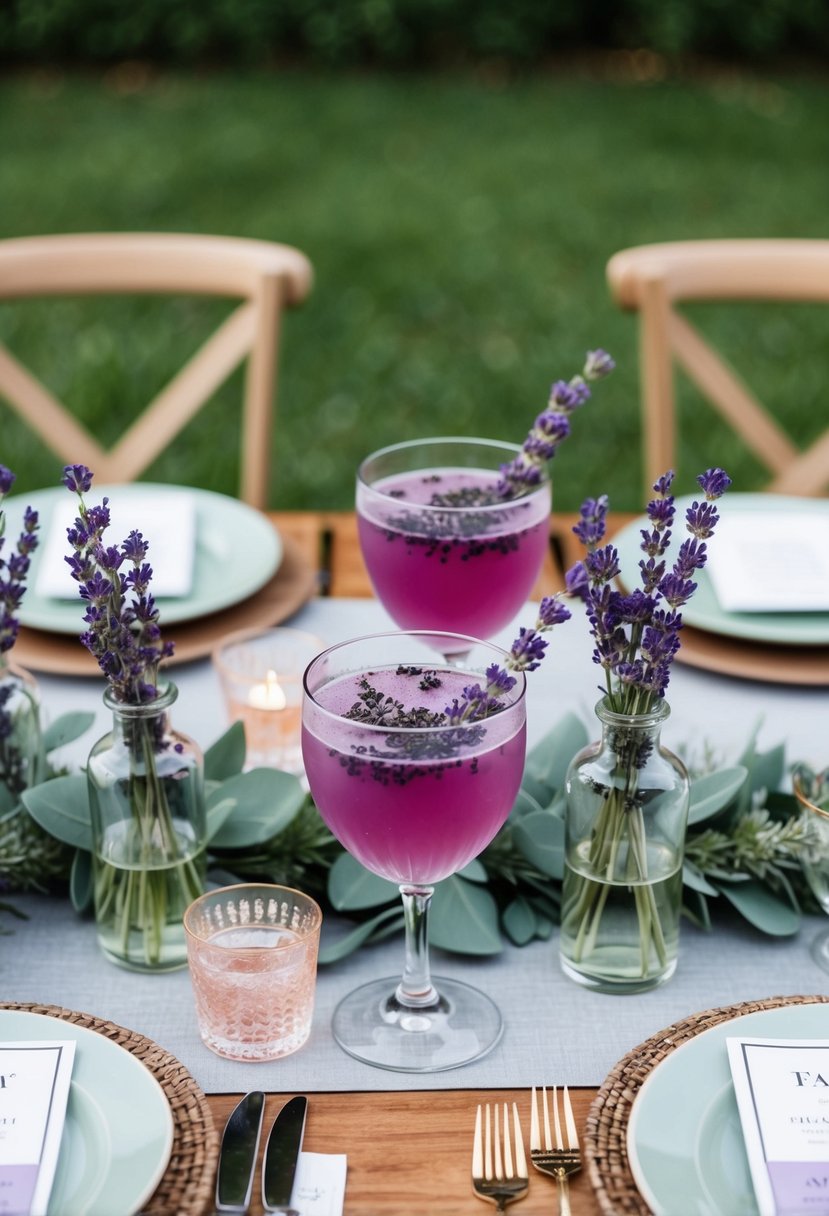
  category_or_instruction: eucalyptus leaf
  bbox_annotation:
[688,766,748,826]
[511,810,565,879]
[204,722,246,781]
[21,776,92,850]
[523,713,589,801]
[0,783,15,815]
[318,906,405,964]
[532,913,554,940]
[719,879,800,935]
[747,743,786,797]
[328,853,399,911]
[502,896,536,946]
[458,858,488,883]
[205,797,237,841]
[69,849,94,913]
[509,788,543,821]
[430,876,502,955]
[207,769,305,848]
[42,712,96,754]
[682,861,720,897]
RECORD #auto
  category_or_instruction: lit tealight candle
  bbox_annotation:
[248,669,288,712]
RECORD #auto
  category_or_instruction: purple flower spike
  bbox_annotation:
[0,466,16,497]
[570,465,730,713]
[697,467,732,499]
[496,351,615,501]
[584,349,616,379]
[62,464,94,494]
[62,468,173,702]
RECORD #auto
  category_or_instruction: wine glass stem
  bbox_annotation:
[396,884,439,1007]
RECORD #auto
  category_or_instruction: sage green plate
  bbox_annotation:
[613,493,829,646]
[2,483,282,634]
[627,1003,829,1216]
[0,1009,174,1216]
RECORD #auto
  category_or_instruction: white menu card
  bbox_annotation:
[36,491,197,600]
[0,1040,75,1216]
[727,1036,829,1215]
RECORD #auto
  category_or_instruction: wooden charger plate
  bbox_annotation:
[13,534,318,677]
[675,623,829,686]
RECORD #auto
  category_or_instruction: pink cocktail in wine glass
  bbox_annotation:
[302,630,527,1073]
[356,438,551,651]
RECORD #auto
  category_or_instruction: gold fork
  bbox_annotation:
[472,1101,529,1211]
[530,1085,582,1216]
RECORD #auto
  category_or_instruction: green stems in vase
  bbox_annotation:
[560,698,688,992]
[89,684,205,972]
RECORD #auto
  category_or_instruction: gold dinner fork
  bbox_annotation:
[530,1085,582,1216]
[472,1101,529,1211]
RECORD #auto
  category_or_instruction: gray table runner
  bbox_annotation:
[4,598,827,1093]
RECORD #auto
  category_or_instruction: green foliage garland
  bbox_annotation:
[5,715,817,958]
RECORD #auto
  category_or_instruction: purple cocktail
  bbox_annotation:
[302,631,527,1073]
[356,439,551,646]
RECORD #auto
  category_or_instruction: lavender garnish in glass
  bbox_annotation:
[0,464,43,799]
[559,468,731,991]
[63,464,205,971]
[355,352,614,654]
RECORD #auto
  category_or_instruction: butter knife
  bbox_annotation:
[215,1091,265,1214]
[262,1095,308,1215]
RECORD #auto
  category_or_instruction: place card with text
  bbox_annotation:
[0,1041,76,1216]
[727,1036,829,1215]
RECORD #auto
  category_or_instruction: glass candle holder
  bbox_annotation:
[184,883,322,1061]
[213,627,324,772]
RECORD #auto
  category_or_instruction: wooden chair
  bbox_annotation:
[0,233,313,508]
[606,239,829,496]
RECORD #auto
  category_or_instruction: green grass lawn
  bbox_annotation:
[1,65,827,511]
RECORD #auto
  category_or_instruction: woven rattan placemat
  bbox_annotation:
[1,1001,217,1215]
[585,993,829,1215]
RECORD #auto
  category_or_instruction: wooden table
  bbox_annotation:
[203,511,617,1215]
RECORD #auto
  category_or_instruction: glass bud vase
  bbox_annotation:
[87,682,206,973]
[0,660,45,797]
[559,697,690,994]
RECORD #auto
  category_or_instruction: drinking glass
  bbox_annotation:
[184,883,322,1060]
[356,437,551,655]
[794,771,829,971]
[302,630,527,1073]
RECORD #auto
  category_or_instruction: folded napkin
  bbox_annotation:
[705,509,829,614]
[290,1152,348,1216]
[36,490,197,600]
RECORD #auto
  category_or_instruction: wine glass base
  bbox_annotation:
[810,926,829,972]
[331,975,504,1073]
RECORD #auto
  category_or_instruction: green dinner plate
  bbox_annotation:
[627,1004,829,1216]
[2,483,282,634]
[613,493,829,647]
[0,1009,174,1216]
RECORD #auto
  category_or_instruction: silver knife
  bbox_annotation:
[262,1095,308,1215]
[215,1091,265,1214]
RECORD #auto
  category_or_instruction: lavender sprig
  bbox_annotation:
[445,594,572,724]
[0,465,40,661]
[567,467,732,715]
[62,464,173,702]
[496,349,615,500]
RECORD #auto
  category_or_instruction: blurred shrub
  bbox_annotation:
[2,0,828,66]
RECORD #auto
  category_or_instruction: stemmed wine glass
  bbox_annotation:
[356,437,551,656]
[301,630,527,1072]
[794,768,829,970]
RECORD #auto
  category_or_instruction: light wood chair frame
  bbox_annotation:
[606,238,829,497]
[0,233,313,508]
